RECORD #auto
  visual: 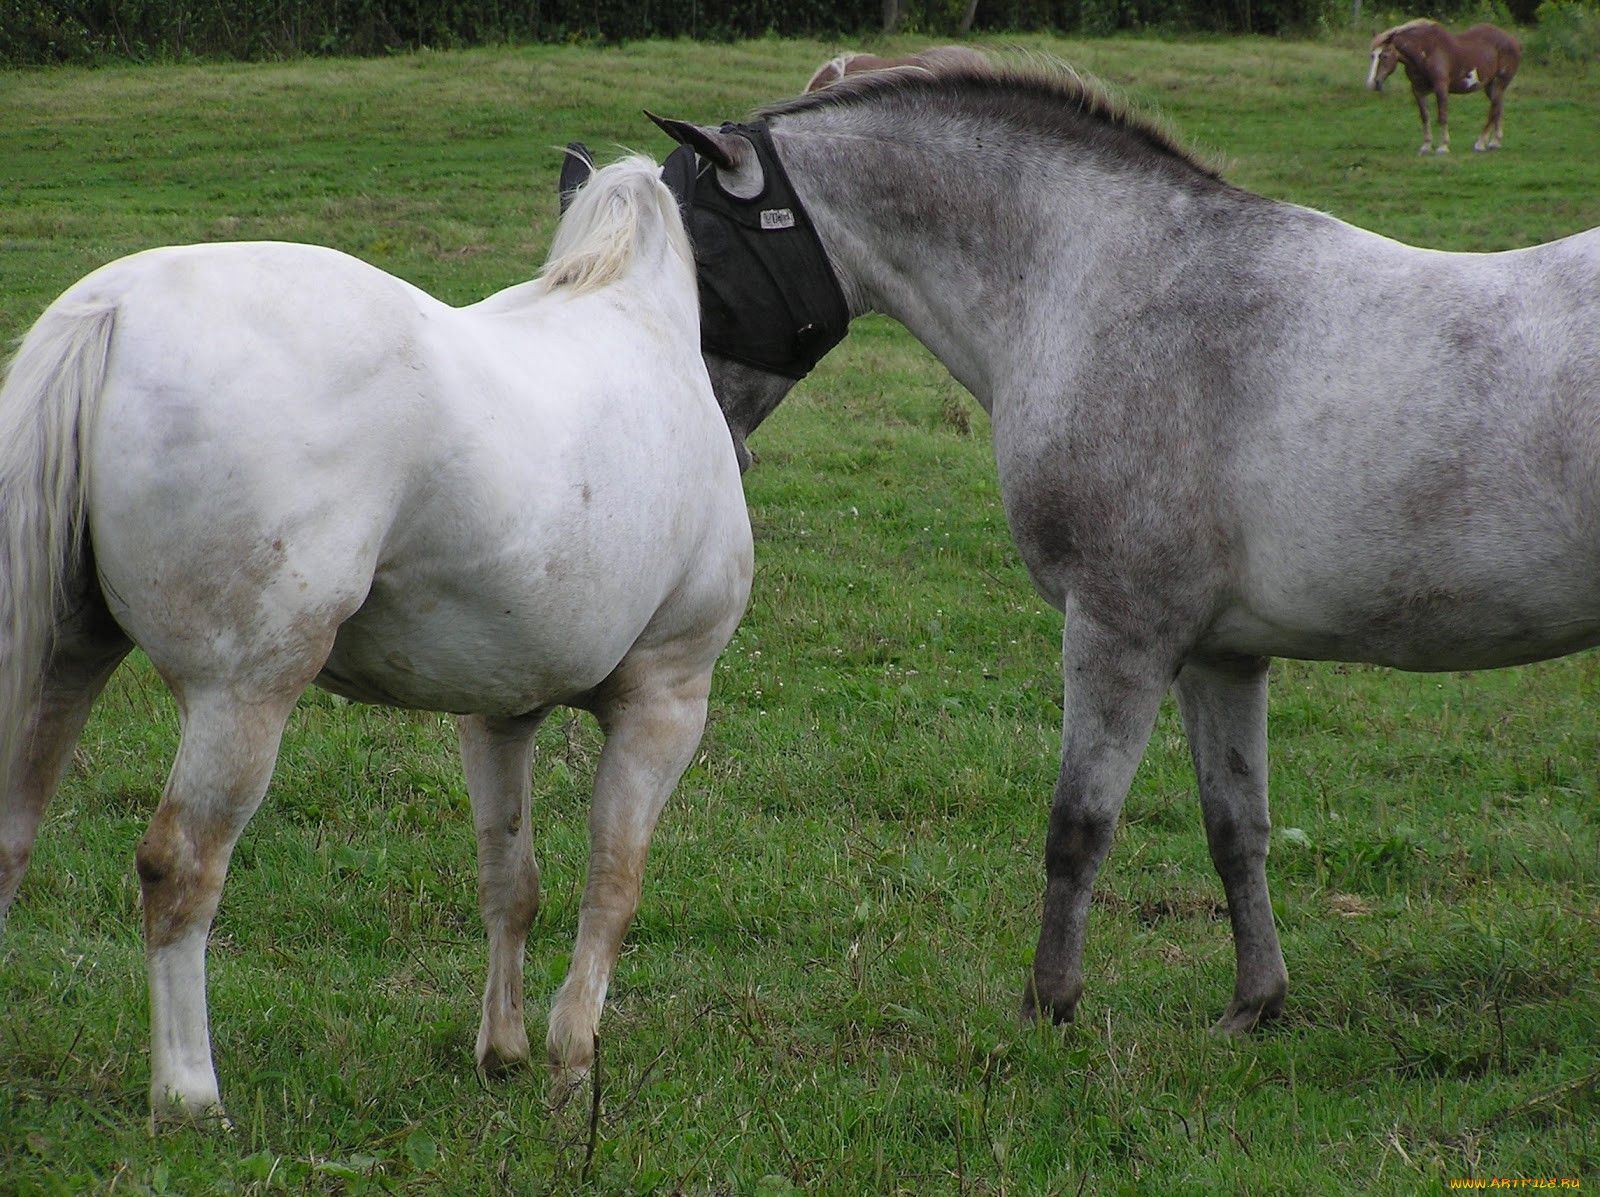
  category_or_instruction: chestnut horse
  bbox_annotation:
[1367,19,1521,154]
[805,45,989,92]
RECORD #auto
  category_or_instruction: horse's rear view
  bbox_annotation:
[0,157,752,1123]
[1368,19,1521,153]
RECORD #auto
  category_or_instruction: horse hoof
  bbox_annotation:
[476,1044,531,1079]
[1434,146,1451,155]
[547,1064,590,1110]
[1019,978,1079,1026]
[149,1098,233,1132]
[1210,995,1284,1037]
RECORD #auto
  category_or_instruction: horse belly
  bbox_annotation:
[316,604,632,714]
[1216,509,1600,670]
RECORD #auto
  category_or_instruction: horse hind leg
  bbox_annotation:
[136,678,315,1125]
[1478,84,1507,150]
[458,710,549,1076]
[1172,657,1287,1035]
[545,659,716,1103]
[0,606,131,928]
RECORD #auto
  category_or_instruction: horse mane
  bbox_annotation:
[1372,17,1436,46]
[540,154,692,295]
[757,52,1225,185]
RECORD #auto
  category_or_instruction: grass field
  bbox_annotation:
[2,33,1599,1196]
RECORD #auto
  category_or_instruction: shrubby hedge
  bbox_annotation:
[0,0,1586,64]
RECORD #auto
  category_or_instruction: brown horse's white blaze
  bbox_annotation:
[1367,19,1521,154]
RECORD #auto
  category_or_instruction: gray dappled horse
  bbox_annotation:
[587,58,1600,1036]
[1367,20,1521,154]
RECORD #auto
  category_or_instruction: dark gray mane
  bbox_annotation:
[757,58,1226,187]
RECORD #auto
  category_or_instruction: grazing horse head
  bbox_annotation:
[1367,19,1521,153]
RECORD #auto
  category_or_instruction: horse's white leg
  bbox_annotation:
[546,664,714,1098]
[1172,657,1287,1035]
[1434,89,1451,153]
[0,616,130,927]
[137,683,308,1125]
[1024,613,1171,1025]
[459,710,548,1076]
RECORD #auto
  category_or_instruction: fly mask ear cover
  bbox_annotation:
[558,142,594,214]
[664,123,850,381]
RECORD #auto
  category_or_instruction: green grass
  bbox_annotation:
[2,34,1598,1197]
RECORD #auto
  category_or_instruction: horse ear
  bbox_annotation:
[645,111,750,171]
[558,143,594,215]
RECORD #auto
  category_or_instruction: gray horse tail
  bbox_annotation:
[0,299,116,815]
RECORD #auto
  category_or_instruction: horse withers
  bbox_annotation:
[638,56,1600,1040]
[1368,19,1521,153]
[0,156,752,1123]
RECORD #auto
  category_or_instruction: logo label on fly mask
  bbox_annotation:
[760,208,796,230]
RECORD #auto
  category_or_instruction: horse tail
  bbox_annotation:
[0,298,117,788]
[540,155,691,297]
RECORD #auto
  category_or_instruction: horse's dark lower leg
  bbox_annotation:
[1025,616,1169,1025]
[0,618,130,926]
[1173,657,1286,1035]
[459,710,548,1076]
[1435,89,1451,152]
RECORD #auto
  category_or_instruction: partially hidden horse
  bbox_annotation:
[609,58,1600,1037]
[0,156,753,1122]
[1367,19,1521,154]
[805,45,990,92]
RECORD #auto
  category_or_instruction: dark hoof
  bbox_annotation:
[1020,976,1078,1026]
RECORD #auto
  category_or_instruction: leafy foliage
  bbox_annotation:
[0,0,1561,63]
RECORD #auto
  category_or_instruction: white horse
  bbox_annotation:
[0,155,752,1123]
[641,59,1600,1037]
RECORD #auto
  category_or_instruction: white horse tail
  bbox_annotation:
[0,299,117,787]
[540,154,692,296]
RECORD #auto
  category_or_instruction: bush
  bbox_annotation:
[1529,0,1600,61]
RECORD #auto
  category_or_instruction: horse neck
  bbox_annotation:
[772,113,1234,413]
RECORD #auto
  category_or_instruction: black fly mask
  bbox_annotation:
[559,124,849,382]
